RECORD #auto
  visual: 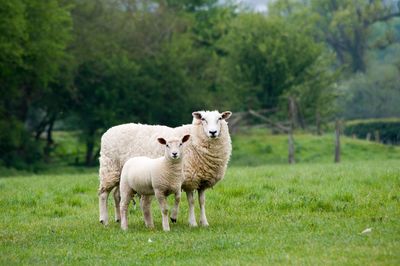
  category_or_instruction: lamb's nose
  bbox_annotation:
[172,152,178,157]
[209,130,217,136]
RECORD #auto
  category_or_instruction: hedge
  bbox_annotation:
[344,118,400,145]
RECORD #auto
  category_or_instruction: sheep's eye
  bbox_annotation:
[201,118,205,121]
[166,144,169,148]
[218,117,222,120]
[179,143,182,146]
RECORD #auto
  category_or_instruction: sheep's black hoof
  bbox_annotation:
[115,219,120,223]
[100,220,104,224]
[170,218,177,223]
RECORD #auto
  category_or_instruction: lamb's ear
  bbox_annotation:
[182,134,190,143]
[192,111,202,120]
[221,111,232,120]
[157,138,167,145]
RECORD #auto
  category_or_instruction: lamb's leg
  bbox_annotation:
[120,184,133,231]
[141,195,154,228]
[155,190,170,231]
[113,187,121,222]
[186,190,197,227]
[170,190,181,223]
[198,189,209,226]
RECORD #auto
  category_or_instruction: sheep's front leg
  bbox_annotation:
[141,195,154,228]
[155,190,170,231]
[99,188,110,225]
[198,189,209,226]
[120,186,133,231]
[170,190,181,223]
[113,187,121,222]
[186,190,198,227]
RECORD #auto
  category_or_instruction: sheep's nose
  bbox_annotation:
[209,130,217,137]
[172,152,178,157]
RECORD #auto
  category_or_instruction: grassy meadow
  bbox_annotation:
[1,131,400,265]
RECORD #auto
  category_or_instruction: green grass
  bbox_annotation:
[232,128,400,166]
[1,160,399,265]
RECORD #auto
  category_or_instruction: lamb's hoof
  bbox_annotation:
[200,221,209,227]
[100,220,107,225]
[189,223,198,227]
[115,219,120,223]
[170,217,177,223]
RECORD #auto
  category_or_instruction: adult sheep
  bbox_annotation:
[98,110,232,227]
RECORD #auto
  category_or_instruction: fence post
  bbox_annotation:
[288,97,296,164]
[374,130,380,143]
[335,120,341,163]
[288,126,295,164]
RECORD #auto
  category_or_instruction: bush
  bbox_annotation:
[0,118,44,170]
[344,118,400,144]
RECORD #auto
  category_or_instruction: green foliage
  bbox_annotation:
[344,118,400,144]
[1,0,398,168]
[338,62,400,119]
[1,161,399,264]
[0,0,72,168]
[220,13,330,111]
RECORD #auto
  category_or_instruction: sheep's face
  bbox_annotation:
[192,110,232,139]
[158,135,190,160]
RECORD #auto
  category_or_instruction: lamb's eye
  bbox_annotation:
[218,117,222,120]
[201,118,205,121]
[179,143,182,147]
[166,144,169,148]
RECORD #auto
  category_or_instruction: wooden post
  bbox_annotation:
[334,120,341,163]
[366,132,371,141]
[374,130,380,143]
[288,126,295,164]
[288,97,296,164]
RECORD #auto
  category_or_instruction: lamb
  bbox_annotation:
[99,110,232,227]
[119,135,190,231]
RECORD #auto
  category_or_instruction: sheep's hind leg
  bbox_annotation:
[170,190,181,223]
[113,187,121,222]
[186,191,198,227]
[120,187,134,231]
[198,189,209,227]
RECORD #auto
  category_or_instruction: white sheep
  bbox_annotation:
[119,135,190,231]
[98,110,232,227]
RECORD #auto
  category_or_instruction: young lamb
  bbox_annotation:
[99,110,232,227]
[119,135,190,231]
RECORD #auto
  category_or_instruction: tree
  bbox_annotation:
[270,0,400,73]
[219,13,336,126]
[0,0,72,168]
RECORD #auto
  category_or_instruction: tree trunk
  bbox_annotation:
[316,110,322,135]
[334,120,341,163]
[85,129,96,166]
[288,96,298,129]
[44,115,56,160]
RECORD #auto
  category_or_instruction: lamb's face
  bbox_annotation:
[192,110,232,139]
[158,135,190,160]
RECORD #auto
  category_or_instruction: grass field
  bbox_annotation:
[1,160,399,265]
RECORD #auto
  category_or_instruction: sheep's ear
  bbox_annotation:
[221,111,232,120]
[192,112,202,120]
[182,135,190,143]
[157,138,167,145]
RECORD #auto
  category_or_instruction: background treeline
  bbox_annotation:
[1,0,399,168]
